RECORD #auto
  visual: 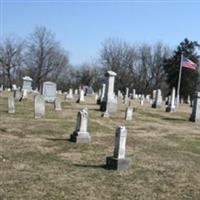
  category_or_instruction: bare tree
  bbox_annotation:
[0,37,24,88]
[25,26,69,89]
[100,39,137,93]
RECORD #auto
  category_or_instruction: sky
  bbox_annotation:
[1,0,200,65]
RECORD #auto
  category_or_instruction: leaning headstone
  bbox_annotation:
[166,87,176,112]
[34,95,45,118]
[106,126,130,170]
[125,107,133,121]
[42,82,57,102]
[7,96,15,113]
[54,97,62,111]
[70,108,91,143]
[190,92,200,122]
[22,76,33,92]
[100,71,117,114]
[152,89,162,108]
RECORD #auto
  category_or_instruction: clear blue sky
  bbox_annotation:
[1,0,200,65]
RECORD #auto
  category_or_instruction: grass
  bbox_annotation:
[0,92,200,200]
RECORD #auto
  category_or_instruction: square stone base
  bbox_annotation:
[70,131,91,143]
[106,156,130,170]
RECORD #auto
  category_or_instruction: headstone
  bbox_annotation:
[22,89,28,99]
[34,95,45,118]
[132,89,136,99]
[74,89,78,95]
[190,92,200,122]
[100,71,117,114]
[106,126,130,170]
[125,107,133,121]
[54,97,62,111]
[85,86,94,96]
[152,89,162,108]
[22,76,33,92]
[77,88,85,103]
[12,84,17,98]
[166,87,176,112]
[70,108,91,143]
[124,88,129,105]
[0,85,3,92]
[187,95,191,105]
[7,96,15,113]
[97,84,106,104]
[42,82,57,102]
[66,88,73,100]
[140,95,144,106]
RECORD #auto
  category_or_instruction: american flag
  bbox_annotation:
[182,56,197,70]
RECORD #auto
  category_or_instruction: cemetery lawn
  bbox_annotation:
[0,92,200,200]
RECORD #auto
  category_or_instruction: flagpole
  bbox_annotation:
[176,53,183,105]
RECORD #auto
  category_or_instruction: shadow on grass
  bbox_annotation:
[45,137,69,141]
[74,163,106,169]
[162,117,187,122]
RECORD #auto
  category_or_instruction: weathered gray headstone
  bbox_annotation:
[22,76,33,92]
[106,126,130,170]
[152,89,162,108]
[100,71,117,114]
[166,87,176,112]
[7,96,15,113]
[70,108,91,143]
[54,97,62,111]
[42,82,57,102]
[34,95,45,118]
[190,92,200,122]
[125,107,133,121]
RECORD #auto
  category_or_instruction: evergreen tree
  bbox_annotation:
[164,38,199,100]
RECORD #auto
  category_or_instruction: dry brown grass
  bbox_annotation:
[0,92,200,200]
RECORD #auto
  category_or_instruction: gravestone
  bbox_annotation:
[124,88,129,105]
[74,89,78,95]
[42,82,57,102]
[0,85,3,92]
[85,86,94,96]
[22,89,28,99]
[54,97,62,111]
[125,107,133,121]
[166,87,176,112]
[97,84,106,104]
[152,89,162,108]
[132,89,136,99]
[190,92,200,122]
[34,95,45,118]
[22,76,33,92]
[66,88,73,99]
[77,88,85,103]
[7,96,15,113]
[100,71,117,114]
[70,108,91,143]
[106,126,130,170]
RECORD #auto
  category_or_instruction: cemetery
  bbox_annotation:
[0,82,200,199]
[1,2,200,199]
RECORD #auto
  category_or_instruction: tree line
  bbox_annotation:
[0,26,199,99]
